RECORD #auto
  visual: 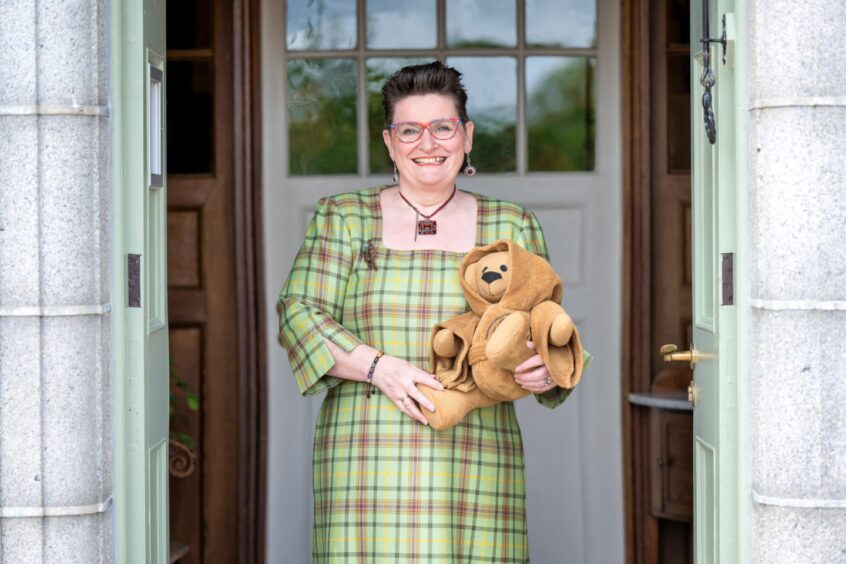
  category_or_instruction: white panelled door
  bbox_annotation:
[263,0,623,562]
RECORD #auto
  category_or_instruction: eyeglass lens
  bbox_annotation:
[396,120,459,143]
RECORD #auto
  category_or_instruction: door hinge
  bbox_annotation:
[721,252,734,305]
[128,254,141,308]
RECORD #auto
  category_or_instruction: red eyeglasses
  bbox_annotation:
[388,117,463,143]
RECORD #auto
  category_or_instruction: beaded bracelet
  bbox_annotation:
[366,350,384,397]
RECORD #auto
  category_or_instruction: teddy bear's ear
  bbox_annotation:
[463,262,478,288]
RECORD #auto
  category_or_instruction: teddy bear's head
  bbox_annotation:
[464,251,511,302]
[459,240,564,315]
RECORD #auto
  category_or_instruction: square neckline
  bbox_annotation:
[373,185,480,254]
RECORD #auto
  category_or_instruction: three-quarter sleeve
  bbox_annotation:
[278,198,365,396]
[516,210,593,410]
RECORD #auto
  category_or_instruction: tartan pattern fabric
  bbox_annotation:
[278,187,575,562]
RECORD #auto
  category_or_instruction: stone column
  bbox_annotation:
[0,0,112,560]
[748,0,846,561]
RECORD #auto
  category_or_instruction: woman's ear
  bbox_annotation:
[463,120,474,153]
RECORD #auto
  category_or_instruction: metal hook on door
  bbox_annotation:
[700,3,727,145]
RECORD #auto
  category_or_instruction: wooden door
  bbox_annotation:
[622,0,695,561]
[648,0,694,558]
[165,0,241,561]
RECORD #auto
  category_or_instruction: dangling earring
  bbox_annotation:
[392,162,399,184]
[464,154,477,177]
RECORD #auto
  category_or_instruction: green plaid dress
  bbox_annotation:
[279,187,572,563]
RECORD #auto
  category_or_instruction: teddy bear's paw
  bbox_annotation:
[485,312,531,369]
[549,347,576,388]
[433,328,461,358]
[549,312,575,346]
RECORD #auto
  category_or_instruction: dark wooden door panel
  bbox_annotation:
[624,0,693,561]
[167,0,241,561]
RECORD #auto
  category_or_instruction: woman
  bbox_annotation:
[279,61,573,562]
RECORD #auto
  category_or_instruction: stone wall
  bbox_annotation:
[748,0,846,561]
[0,0,112,560]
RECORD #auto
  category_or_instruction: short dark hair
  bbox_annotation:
[381,61,470,127]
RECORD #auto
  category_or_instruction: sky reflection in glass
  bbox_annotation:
[366,0,437,49]
[446,0,516,48]
[447,57,517,172]
[286,0,357,50]
[526,0,596,48]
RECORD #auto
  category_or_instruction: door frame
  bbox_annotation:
[621,0,749,561]
[621,0,657,559]
[231,0,267,560]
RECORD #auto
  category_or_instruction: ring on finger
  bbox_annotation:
[397,395,407,404]
[543,377,552,386]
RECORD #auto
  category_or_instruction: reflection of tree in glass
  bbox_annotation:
[471,115,516,173]
[288,59,358,175]
[528,59,595,171]
[288,0,355,50]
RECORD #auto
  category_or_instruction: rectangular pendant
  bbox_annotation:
[417,219,437,235]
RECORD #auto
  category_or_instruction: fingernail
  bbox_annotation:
[428,404,436,412]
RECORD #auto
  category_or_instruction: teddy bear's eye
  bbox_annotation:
[500,265,508,272]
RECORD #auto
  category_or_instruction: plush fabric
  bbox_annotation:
[423,239,587,430]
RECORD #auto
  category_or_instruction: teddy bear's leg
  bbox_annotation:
[531,301,582,388]
[432,328,462,376]
[485,312,532,370]
[549,310,575,346]
[418,385,499,431]
[433,328,461,357]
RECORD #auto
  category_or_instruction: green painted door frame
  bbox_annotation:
[111,0,169,560]
[689,0,749,561]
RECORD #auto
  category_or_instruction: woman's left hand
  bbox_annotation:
[513,341,557,393]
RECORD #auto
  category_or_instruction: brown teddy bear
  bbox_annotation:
[419,239,586,430]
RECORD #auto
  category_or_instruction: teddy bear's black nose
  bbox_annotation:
[482,271,503,284]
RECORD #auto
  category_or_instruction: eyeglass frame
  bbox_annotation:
[386,117,465,143]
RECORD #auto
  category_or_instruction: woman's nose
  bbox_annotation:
[418,128,437,150]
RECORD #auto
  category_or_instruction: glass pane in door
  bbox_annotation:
[526,0,596,48]
[287,0,357,50]
[526,56,595,171]
[447,56,517,172]
[366,0,437,49]
[167,61,215,174]
[287,58,358,175]
[446,0,517,48]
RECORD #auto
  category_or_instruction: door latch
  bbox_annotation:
[699,7,729,144]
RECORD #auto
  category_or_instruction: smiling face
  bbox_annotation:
[382,94,474,195]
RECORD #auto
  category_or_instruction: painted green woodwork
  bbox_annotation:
[112,0,169,559]
[690,0,747,562]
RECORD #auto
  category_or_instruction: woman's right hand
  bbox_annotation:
[371,355,445,425]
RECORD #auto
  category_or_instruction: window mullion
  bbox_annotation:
[357,0,368,177]
[517,0,527,175]
[437,0,446,51]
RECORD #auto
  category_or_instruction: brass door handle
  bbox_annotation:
[660,344,714,368]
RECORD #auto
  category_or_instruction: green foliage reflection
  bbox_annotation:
[288,58,358,175]
[527,57,595,171]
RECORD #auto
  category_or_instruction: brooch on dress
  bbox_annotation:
[360,239,377,270]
